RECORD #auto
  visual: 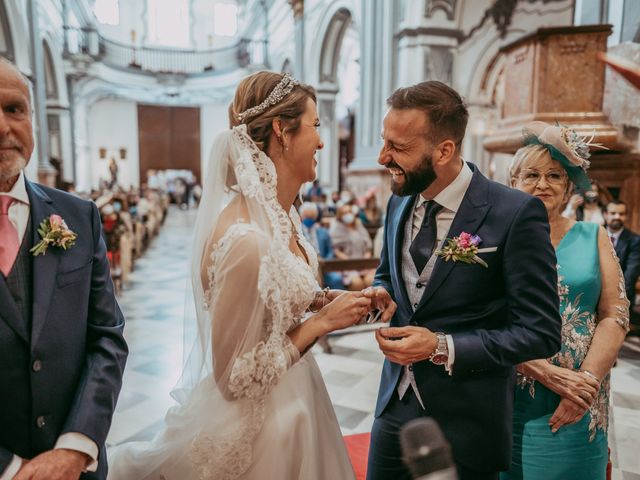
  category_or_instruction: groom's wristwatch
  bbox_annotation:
[429,332,449,365]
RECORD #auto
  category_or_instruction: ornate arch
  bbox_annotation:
[42,41,58,100]
[425,0,457,21]
[0,0,14,61]
[1,0,29,70]
[318,7,351,84]
[307,3,355,190]
[41,32,70,107]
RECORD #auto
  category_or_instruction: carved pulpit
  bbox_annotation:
[484,25,640,232]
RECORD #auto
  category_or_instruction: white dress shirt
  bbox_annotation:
[397,162,474,409]
[0,172,99,479]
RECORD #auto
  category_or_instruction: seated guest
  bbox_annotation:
[605,200,640,322]
[502,122,629,480]
[358,188,381,226]
[329,204,374,290]
[299,202,344,289]
[306,179,324,201]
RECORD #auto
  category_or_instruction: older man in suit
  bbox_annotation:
[365,81,562,480]
[0,58,127,480]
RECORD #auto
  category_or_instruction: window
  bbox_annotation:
[620,0,640,43]
[214,3,238,37]
[94,0,119,26]
[574,0,605,24]
[574,0,639,46]
[147,0,190,48]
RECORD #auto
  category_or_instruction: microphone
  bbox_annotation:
[400,417,458,480]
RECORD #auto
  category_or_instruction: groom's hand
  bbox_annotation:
[14,449,89,480]
[362,286,397,322]
[375,326,437,366]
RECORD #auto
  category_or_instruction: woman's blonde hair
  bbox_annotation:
[229,71,316,151]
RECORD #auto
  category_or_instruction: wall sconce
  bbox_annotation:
[100,147,127,160]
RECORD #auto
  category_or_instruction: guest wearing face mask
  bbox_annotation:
[329,204,375,290]
[299,202,344,289]
[563,181,608,225]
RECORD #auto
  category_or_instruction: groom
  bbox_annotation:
[365,81,562,480]
[0,58,128,479]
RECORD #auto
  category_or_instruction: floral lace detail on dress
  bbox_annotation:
[604,236,630,331]
[550,279,596,369]
[191,125,319,480]
[521,260,625,441]
[189,401,265,480]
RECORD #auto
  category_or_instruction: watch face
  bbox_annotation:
[431,353,448,365]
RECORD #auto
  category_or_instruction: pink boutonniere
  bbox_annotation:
[30,214,78,256]
[435,232,488,268]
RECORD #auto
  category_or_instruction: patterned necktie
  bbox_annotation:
[409,200,443,273]
[610,235,616,247]
[0,195,19,276]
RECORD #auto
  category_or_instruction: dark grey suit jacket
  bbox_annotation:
[0,181,128,479]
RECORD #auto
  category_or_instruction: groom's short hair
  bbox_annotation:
[387,81,468,147]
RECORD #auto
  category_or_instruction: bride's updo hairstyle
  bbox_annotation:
[229,71,316,151]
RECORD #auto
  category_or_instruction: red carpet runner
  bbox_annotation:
[344,433,370,480]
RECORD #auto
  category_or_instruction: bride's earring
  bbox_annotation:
[278,134,289,152]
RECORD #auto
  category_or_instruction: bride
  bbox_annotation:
[107,72,372,479]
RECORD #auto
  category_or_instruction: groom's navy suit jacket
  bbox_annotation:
[373,165,562,471]
[0,181,128,479]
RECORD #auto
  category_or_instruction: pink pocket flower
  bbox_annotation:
[435,232,488,268]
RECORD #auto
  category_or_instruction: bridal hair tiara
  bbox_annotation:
[236,73,300,123]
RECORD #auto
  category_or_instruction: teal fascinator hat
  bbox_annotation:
[522,122,607,192]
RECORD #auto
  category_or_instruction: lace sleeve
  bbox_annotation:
[205,226,300,401]
[597,226,630,331]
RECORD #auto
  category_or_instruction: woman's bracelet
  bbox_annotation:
[309,287,330,313]
[580,369,601,384]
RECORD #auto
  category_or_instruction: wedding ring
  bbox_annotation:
[366,309,383,324]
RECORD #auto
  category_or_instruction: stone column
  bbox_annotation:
[289,0,305,80]
[347,0,400,205]
[71,90,92,192]
[316,89,339,191]
[395,0,460,87]
[351,0,398,170]
[28,0,55,186]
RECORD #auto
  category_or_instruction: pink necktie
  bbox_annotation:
[0,195,19,276]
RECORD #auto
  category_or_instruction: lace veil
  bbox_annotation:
[109,124,317,480]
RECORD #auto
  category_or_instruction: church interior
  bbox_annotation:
[2,0,640,478]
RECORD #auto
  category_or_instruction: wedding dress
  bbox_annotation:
[108,125,355,480]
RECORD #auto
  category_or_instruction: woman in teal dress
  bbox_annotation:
[502,122,630,480]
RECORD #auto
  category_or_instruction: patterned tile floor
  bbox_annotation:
[107,207,640,478]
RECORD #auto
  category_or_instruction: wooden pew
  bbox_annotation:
[318,258,381,283]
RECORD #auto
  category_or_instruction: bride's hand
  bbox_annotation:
[318,291,372,333]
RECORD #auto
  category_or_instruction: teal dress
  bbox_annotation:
[502,222,627,480]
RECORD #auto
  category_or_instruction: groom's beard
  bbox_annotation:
[389,152,436,197]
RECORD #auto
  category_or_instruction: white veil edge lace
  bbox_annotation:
[108,125,314,480]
